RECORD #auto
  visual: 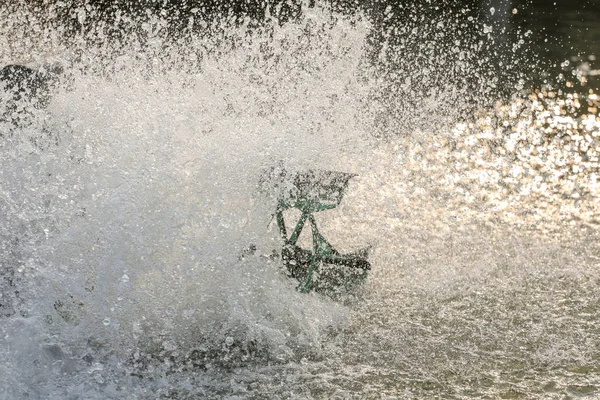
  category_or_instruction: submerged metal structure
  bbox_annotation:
[261,166,371,294]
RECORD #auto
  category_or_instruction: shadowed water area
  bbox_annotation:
[1,1,600,399]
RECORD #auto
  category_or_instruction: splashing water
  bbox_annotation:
[2,1,600,399]
[1,4,374,398]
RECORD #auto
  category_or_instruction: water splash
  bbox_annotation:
[2,1,600,399]
[1,4,373,397]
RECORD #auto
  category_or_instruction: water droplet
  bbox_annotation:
[225,336,234,346]
[88,362,104,374]
[77,8,86,25]
[103,317,111,326]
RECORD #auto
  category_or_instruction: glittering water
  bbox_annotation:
[1,2,600,399]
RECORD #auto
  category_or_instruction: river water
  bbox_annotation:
[1,1,600,399]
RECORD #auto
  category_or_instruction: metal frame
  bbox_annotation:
[270,169,370,293]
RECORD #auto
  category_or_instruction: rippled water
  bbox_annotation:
[1,1,600,399]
